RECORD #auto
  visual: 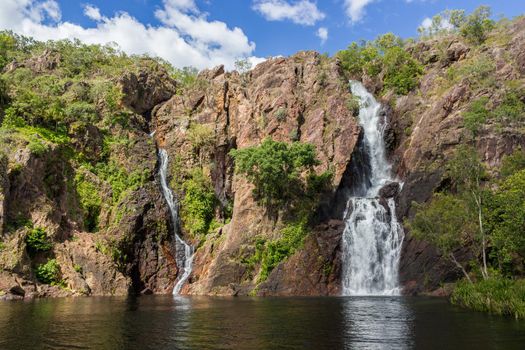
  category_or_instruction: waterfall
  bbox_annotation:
[341,81,404,296]
[158,149,194,295]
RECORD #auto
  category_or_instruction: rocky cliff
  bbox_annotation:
[1,16,524,299]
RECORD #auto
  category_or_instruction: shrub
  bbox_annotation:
[486,169,525,271]
[493,91,525,123]
[187,124,214,151]
[346,96,360,115]
[262,221,308,279]
[451,278,525,319]
[35,259,61,285]
[337,34,421,95]
[460,6,495,45]
[25,227,53,252]
[246,219,309,283]
[448,56,495,89]
[95,161,149,203]
[180,168,218,236]
[463,97,490,135]
[75,170,102,232]
[382,47,423,95]
[500,148,525,178]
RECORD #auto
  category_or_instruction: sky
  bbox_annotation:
[1,0,525,70]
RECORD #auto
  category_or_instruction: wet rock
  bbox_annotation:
[9,285,25,296]
[378,182,400,199]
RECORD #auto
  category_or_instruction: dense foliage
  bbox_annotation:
[230,138,331,209]
[337,33,423,95]
[35,259,61,285]
[25,227,53,253]
[180,168,218,237]
[232,139,332,282]
[408,147,525,317]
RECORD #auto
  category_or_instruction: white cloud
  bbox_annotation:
[83,4,102,21]
[418,15,454,35]
[0,0,260,70]
[343,0,376,23]
[252,0,325,26]
[316,27,328,44]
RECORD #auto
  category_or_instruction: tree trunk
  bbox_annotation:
[449,253,472,283]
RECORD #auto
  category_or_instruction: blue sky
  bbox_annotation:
[1,1,525,69]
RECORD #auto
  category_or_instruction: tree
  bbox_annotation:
[407,193,475,282]
[460,6,495,45]
[229,138,323,208]
[487,169,525,274]
[448,146,490,279]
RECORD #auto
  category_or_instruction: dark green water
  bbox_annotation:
[0,296,523,350]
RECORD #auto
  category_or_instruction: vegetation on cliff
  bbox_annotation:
[231,138,332,283]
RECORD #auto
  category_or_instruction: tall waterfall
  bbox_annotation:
[158,149,194,295]
[341,81,404,296]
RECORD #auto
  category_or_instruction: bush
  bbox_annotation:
[382,47,423,95]
[451,278,525,319]
[187,124,214,151]
[230,139,320,208]
[95,161,149,203]
[337,34,422,95]
[35,259,61,285]
[486,169,525,271]
[500,148,525,178]
[245,219,309,283]
[460,6,495,45]
[463,97,490,135]
[75,170,102,232]
[25,227,53,252]
[180,168,218,236]
[493,91,525,123]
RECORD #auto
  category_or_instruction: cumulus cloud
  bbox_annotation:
[252,0,325,26]
[316,27,328,44]
[0,0,261,70]
[343,0,376,23]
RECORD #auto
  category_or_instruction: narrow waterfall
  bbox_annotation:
[341,81,404,296]
[158,149,194,295]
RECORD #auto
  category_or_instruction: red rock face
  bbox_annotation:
[153,51,360,296]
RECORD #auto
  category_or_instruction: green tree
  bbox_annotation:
[448,146,489,279]
[382,46,423,95]
[487,169,525,272]
[500,148,525,178]
[460,6,495,45]
[230,139,321,208]
[181,168,218,236]
[407,193,475,282]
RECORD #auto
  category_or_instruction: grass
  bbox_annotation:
[451,278,525,319]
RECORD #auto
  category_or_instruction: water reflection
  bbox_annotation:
[343,297,413,349]
[0,296,524,350]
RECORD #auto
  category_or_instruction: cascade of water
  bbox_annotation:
[158,149,194,295]
[341,81,404,296]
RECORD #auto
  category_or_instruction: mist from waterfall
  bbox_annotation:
[158,149,194,295]
[341,81,404,296]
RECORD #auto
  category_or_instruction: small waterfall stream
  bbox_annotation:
[341,81,404,296]
[158,149,194,295]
